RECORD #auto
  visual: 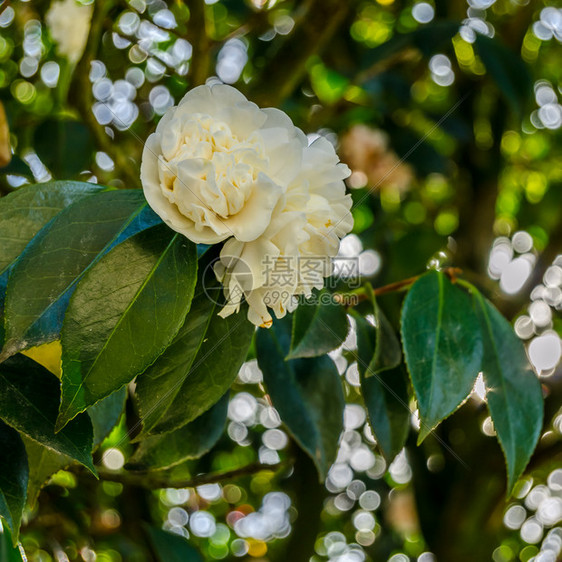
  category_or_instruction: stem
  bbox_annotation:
[55,59,73,111]
[93,460,290,489]
[335,267,463,306]
[186,0,211,87]
[354,48,420,85]
[222,10,271,42]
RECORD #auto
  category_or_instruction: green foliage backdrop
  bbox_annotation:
[0,0,561,561]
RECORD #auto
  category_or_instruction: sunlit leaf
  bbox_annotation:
[309,61,350,105]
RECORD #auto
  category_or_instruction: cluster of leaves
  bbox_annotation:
[1,0,561,559]
[0,179,544,554]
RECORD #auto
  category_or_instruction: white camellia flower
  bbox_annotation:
[141,84,353,327]
[46,0,93,64]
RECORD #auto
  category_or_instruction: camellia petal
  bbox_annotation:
[141,83,353,327]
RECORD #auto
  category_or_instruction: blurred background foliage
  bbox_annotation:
[1,0,562,561]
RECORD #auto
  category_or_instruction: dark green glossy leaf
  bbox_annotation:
[288,290,349,359]
[364,289,401,376]
[0,181,105,349]
[129,393,228,471]
[146,526,203,562]
[0,524,26,561]
[22,389,125,507]
[57,224,197,430]
[362,365,410,462]
[470,286,543,493]
[34,119,95,177]
[473,35,533,116]
[353,312,409,461]
[2,189,160,359]
[136,279,254,436]
[0,181,104,277]
[0,355,94,472]
[135,282,216,434]
[0,421,28,541]
[401,271,482,442]
[256,317,344,480]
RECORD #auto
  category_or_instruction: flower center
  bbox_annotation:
[159,113,268,221]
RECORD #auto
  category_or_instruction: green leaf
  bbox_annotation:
[0,421,28,542]
[473,35,533,116]
[2,189,161,359]
[0,181,105,349]
[128,393,228,471]
[0,355,94,472]
[57,224,197,430]
[22,390,125,507]
[146,526,203,562]
[353,312,409,461]
[89,388,127,448]
[0,524,26,561]
[256,316,344,480]
[401,271,482,442]
[135,282,216,434]
[288,289,349,359]
[362,366,410,462]
[34,119,95,177]
[135,279,254,436]
[469,286,543,493]
[309,61,350,105]
[0,181,104,277]
[22,438,71,508]
[362,287,402,376]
